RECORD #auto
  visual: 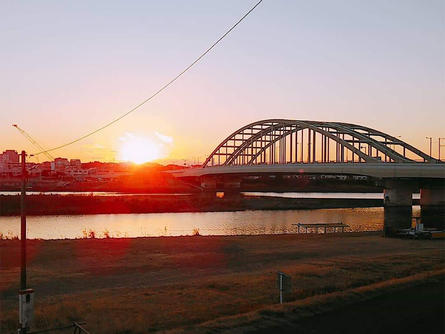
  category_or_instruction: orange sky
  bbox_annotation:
[1,1,444,163]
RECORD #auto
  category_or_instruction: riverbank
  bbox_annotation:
[185,270,444,334]
[0,193,401,216]
[1,233,443,333]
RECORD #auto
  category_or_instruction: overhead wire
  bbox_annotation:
[33,0,263,156]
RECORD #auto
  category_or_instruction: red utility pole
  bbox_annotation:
[19,151,34,334]
[20,150,27,290]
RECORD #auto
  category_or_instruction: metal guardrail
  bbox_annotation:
[292,222,349,233]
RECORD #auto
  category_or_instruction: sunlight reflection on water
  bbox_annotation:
[0,207,422,240]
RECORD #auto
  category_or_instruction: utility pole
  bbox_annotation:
[18,151,34,334]
[439,138,445,161]
[21,151,26,291]
[426,137,433,157]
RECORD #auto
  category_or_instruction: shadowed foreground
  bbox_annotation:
[1,233,444,333]
[187,271,444,334]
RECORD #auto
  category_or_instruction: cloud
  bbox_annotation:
[155,132,173,144]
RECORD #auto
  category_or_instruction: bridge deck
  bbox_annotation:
[171,163,445,179]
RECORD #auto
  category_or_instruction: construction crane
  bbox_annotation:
[12,124,54,161]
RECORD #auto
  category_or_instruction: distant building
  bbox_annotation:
[320,175,348,181]
[70,159,82,168]
[352,175,368,181]
[0,150,19,164]
[53,158,69,171]
[66,166,89,179]
[0,150,20,175]
[40,161,52,171]
[0,162,7,175]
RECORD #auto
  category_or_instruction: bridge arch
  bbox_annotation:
[203,119,437,167]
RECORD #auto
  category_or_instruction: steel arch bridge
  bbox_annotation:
[203,119,438,167]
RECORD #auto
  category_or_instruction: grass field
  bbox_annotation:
[1,232,444,333]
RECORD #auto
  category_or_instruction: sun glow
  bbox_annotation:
[118,133,172,164]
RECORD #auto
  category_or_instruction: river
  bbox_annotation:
[0,191,422,239]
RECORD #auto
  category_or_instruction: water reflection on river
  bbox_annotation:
[0,207,421,240]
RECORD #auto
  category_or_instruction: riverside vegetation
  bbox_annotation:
[0,232,443,333]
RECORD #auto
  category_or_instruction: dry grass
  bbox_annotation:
[183,269,445,334]
[1,232,444,333]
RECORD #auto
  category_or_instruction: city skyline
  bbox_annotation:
[1,0,444,163]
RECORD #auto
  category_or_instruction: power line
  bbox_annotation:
[33,0,263,156]
[13,124,54,160]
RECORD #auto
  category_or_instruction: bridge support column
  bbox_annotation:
[383,179,416,236]
[220,176,242,200]
[199,175,241,200]
[199,175,219,202]
[222,176,241,191]
[384,180,415,207]
[200,175,217,192]
[420,181,445,229]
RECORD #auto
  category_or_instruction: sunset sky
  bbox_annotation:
[1,0,444,163]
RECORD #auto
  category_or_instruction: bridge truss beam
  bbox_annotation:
[203,119,438,167]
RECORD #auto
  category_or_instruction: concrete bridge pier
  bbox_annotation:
[383,179,416,236]
[200,175,241,200]
[199,176,220,201]
[221,176,242,194]
[420,182,445,229]
[200,175,217,191]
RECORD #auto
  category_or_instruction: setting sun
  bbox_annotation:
[118,133,164,164]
